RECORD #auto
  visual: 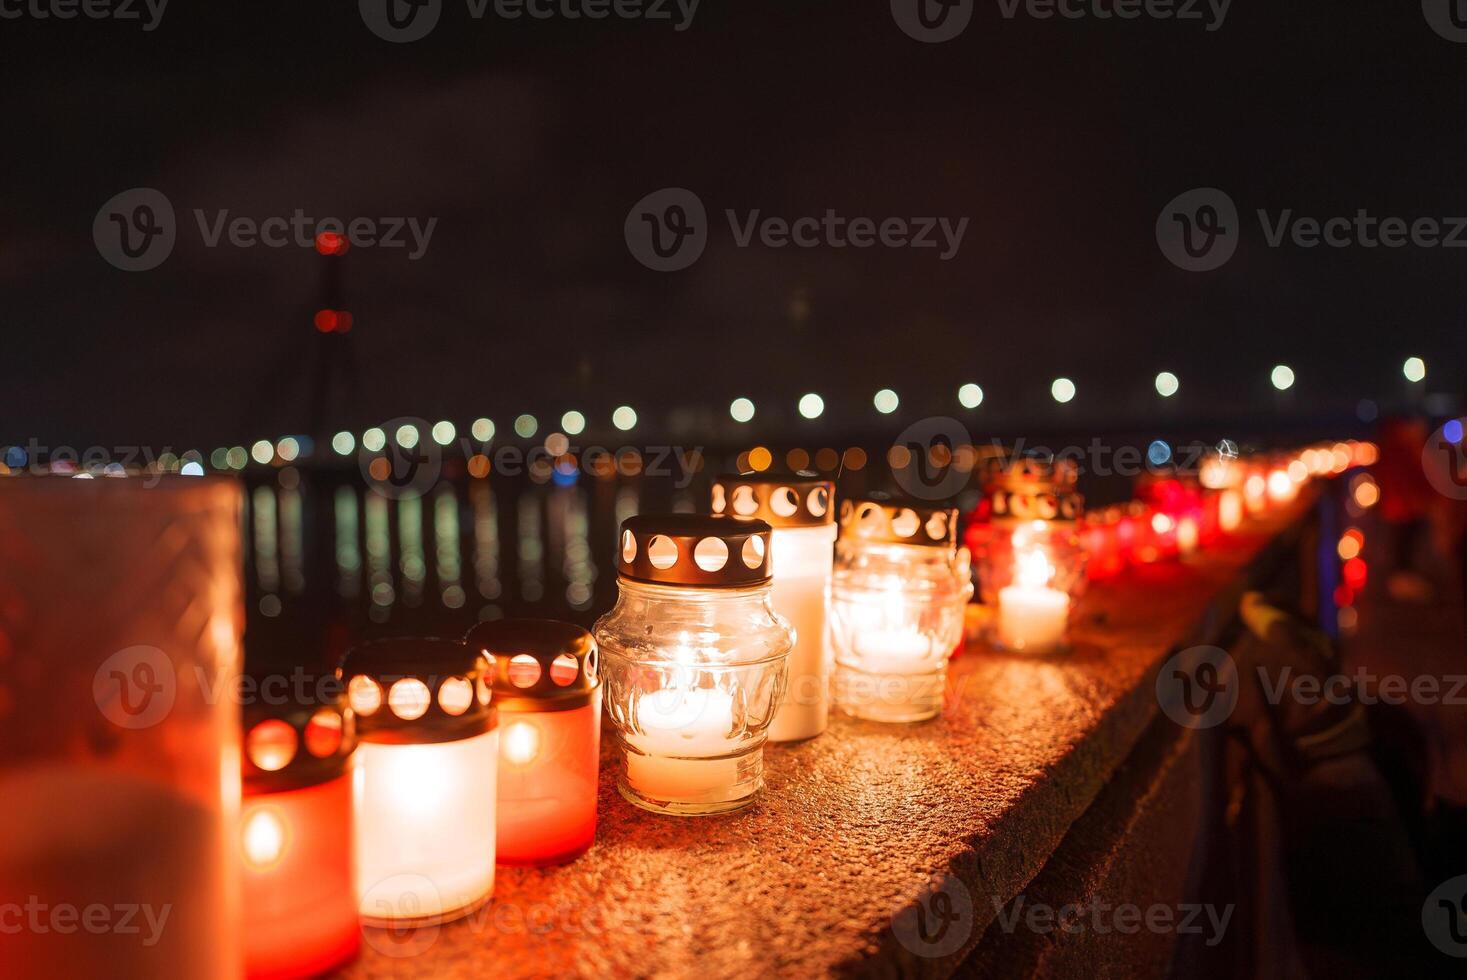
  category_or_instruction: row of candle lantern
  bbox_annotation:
[236,443,1373,976]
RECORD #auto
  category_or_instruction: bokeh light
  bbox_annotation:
[1051,378,1076,404]
[561,411,586,435]
[362,427,386,452]
[332,431,354,456]
[958,383,984,409]
[1403,356,1426,383]
[471,417,495,442]
[798,393,825,419]
[612,406,637,431]
[514,414,539,439]
[729,398,755,423]
[873,388,899,415]
[431,421,456,446]
[1154,371,1179,398]
[1270,364,1295,391]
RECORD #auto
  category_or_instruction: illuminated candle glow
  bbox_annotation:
[239,686,359,979]
[596,515,794,815]
[997,530,1070,654]
[831,496,972,723]
[465,619,601,867]
[342,639,498,925]
[976,457,1086,656]
[711,475,837,743]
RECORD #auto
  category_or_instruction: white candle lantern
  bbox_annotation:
[710,474,836,743]
[594,515,794,816]
[977,456,1087,655]
[340,639,498,926]
[829,496,972,723]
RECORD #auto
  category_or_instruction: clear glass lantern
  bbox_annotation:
[710,473,836,743]
[829,496,972,723]
[464,618,601,867]
[340,638,498,926]
[976,456,1087,655]
[240,677,359,980]
[595,515,793,816]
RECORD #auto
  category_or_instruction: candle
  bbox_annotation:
[711,476,837,743]
[0,477,243,980]
[596,515,794,815]
[830,496,971,723]
[997,545,1070,654]
[342,639,498,925]
[465,619,601,867]
[239,689,359,979]
[1218,488,1244,533]
[624,687,743,803]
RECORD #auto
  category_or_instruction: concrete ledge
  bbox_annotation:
[342,501,1312,980]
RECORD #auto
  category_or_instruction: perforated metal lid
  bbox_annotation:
[616,514,772,588]
[464,618,600,713]
[710,472,835,528]
[837,493,959,549]
[339,638,496,744]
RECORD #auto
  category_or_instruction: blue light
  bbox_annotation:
[1446,418,1464,445]
[1147,440,1173,467]
[4,446,25,468]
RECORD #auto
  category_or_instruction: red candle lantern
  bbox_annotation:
[240,679,360,979]
[1135,470,1203,561]
[464,619,602,867]
[1199,449,1244,540]
[1082,506,1128,581]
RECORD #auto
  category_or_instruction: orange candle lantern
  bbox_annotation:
[341,639,498,926]
[1199,447,1244,539]
[463,619,601,867]
[240,681,359,979]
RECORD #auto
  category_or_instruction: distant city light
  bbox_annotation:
[514,414,538,439]
[332,431,355,456]
[209,448,229,469]
[471,417,495,442]
[958,383,984,409]
[1445,418,1464,444]
[395,423,420,449]
[180,461,204,477]
[1154,371,1180,398]
[1147,440,1172,466]
[275,437,300,463]
[873,388,899,415]
[362,427,386,452]
[1403,356,1426,383]
[561,411,586,435]
[1051,378,1076,404]
[612,406,638,431]
[226,446,248,469]
[250,440,273,465]
[431,420,456,446]
[1271,364,1295,391]
[798,393,825,420]
[729,397,755,423]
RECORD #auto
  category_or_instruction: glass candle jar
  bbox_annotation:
[0,477,244,980]
[710,473,836,743]
[239,679,359,980]
[1082,506,1128,582]
[340,638,497,926]
[595,515,793,816]
[1136,470,1204,559]
[976,456,1086,655]
[463,618,601,867]
[830,496,972,723]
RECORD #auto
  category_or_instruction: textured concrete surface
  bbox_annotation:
[338,503,1311,980]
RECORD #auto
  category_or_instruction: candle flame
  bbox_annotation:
[1015,545,1056,590]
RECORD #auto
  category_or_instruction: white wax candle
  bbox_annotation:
[766,524,836,743]
[625,688,740,802]
[852,630,933,674]
[997,543,1070,653]
[997,584,1070,653]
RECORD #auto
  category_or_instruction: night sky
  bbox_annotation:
[2,0,1463,453]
